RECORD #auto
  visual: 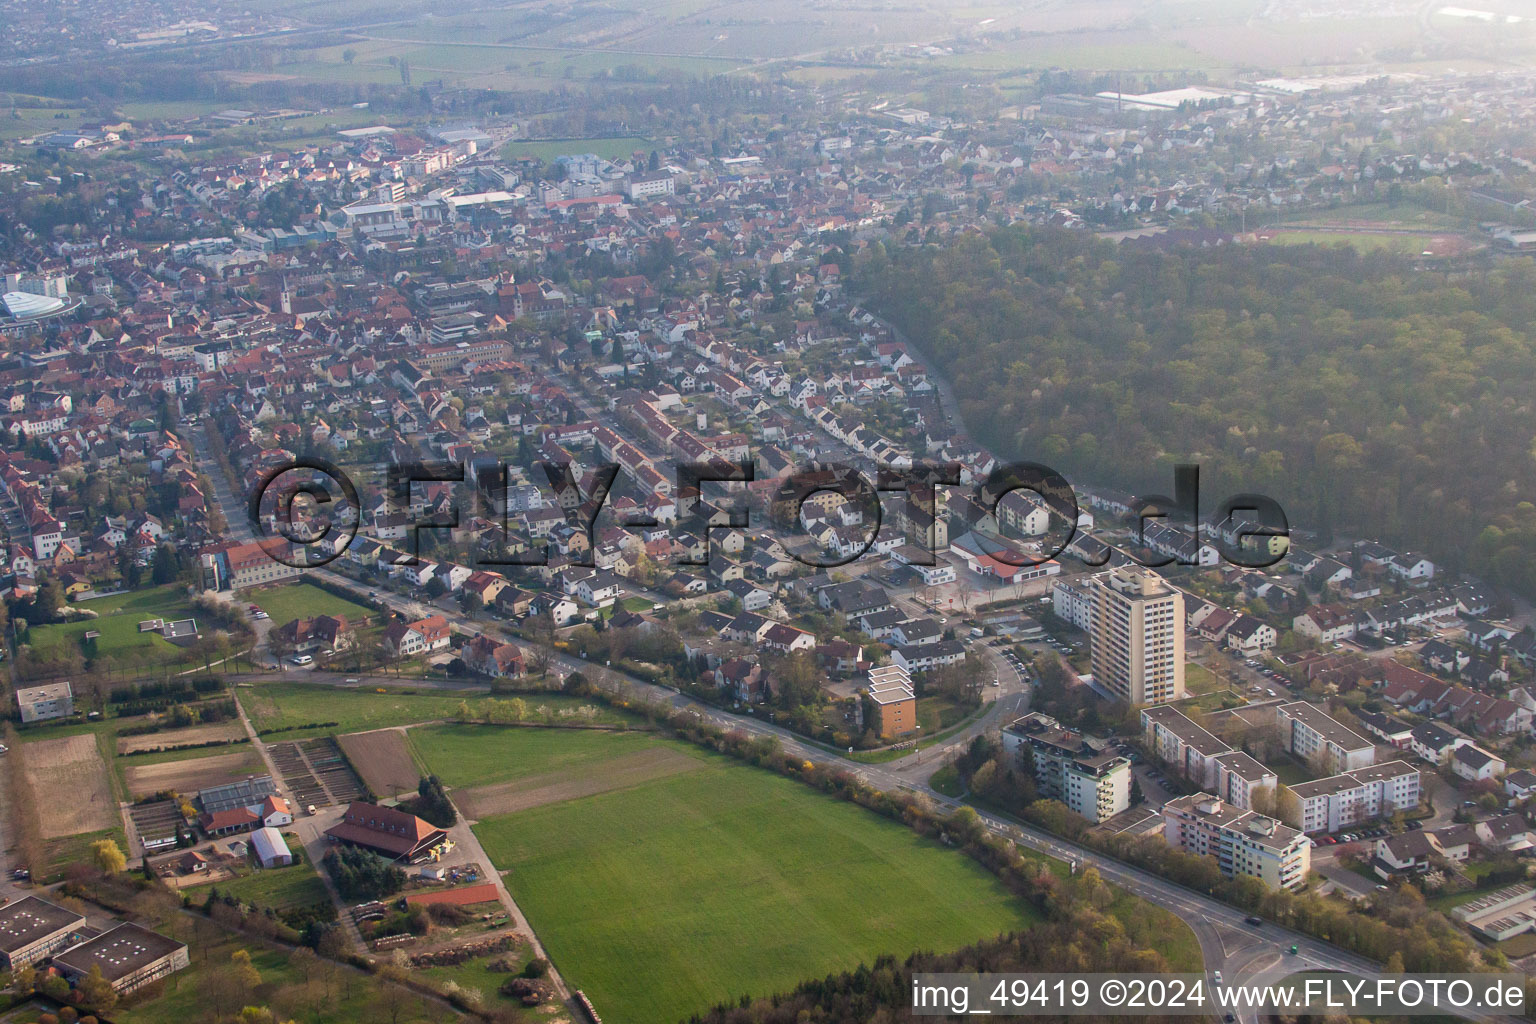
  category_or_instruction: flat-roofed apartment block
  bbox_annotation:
[1275,701,1375,772]
[15,681,72,723]
[1140,706,1275,810]
[1162,794,1310,890]
[0,896,86,969]
[865,665,917,739]
[1211,751,1277,812]
[1090,567,1184,705]
[1003,712,1130,823]
[52,922,189,993]
[1288,760,1420,835]
[1051,572,1106,631]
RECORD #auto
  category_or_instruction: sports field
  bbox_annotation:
[471,731,1039,1023]
[411,722,658,789]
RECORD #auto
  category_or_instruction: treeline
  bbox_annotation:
[860,228,1536,595]
[110,676,224,704]
[323,844,405,901]
[404,775,456,829]
[686,926,1201,1024]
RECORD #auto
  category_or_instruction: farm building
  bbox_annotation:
[198,775,277,814]
[325,801,450,863]
[0,897,87,969]
[251,826,293,868]
[15,681,72,723]
[52,922,189,993]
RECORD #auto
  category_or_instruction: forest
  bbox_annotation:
[859,229,1536,595]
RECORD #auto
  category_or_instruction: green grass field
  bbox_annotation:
[206,850,330,911]
[1183,662,1221,695]
[929,763,964,797]
[1264,230,1441,254]
[23,584,197,661]
[473,733,1039,1023]
[502,136,654,163]
[416,945,537,1010]
[1278,201,1465,231]
[248,582,374,625]
[412,724,658,789]
[238,682,624,739]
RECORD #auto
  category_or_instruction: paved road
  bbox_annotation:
[195,424,1399,1021]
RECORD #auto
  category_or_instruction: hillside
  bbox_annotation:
[860,228,1536,594]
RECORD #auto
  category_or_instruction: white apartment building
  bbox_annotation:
[1090,567,1184,705]
[1003,713,1130,824]
[1275,701,1375,772]
[1162,794,1311,891]
[1141,706,1276,810]
[1288,760,1421,835]
[1212,750,1278,812]
[1142,705,1230,789]
[1051,573,1103,631]
[15,682,73,723]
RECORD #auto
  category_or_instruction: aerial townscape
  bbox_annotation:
[4,0,1536,1021]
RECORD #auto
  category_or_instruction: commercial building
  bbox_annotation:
[1451,885,1536,942]
[0,897,87,969]
[1090,567,1184,705]
[52,923,189,993]
[1288,760,1420,835]
[15,681,73,723]
[1003,713,1130,823]
[1162,794,1311,890]
[865,665,918,739]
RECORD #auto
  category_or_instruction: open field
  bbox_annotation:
[337,729,419,798]
[455,745,699,819]
[199,850,330,912]
[411,723,659,790]
[239,681,624,739]
[503,135,655,163]
[117,720,248,754]
[26,735,117,839]
[123,749,267,800]
[474,732,1038,1023]
[21,584,199,664]
[248,582,375,625]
